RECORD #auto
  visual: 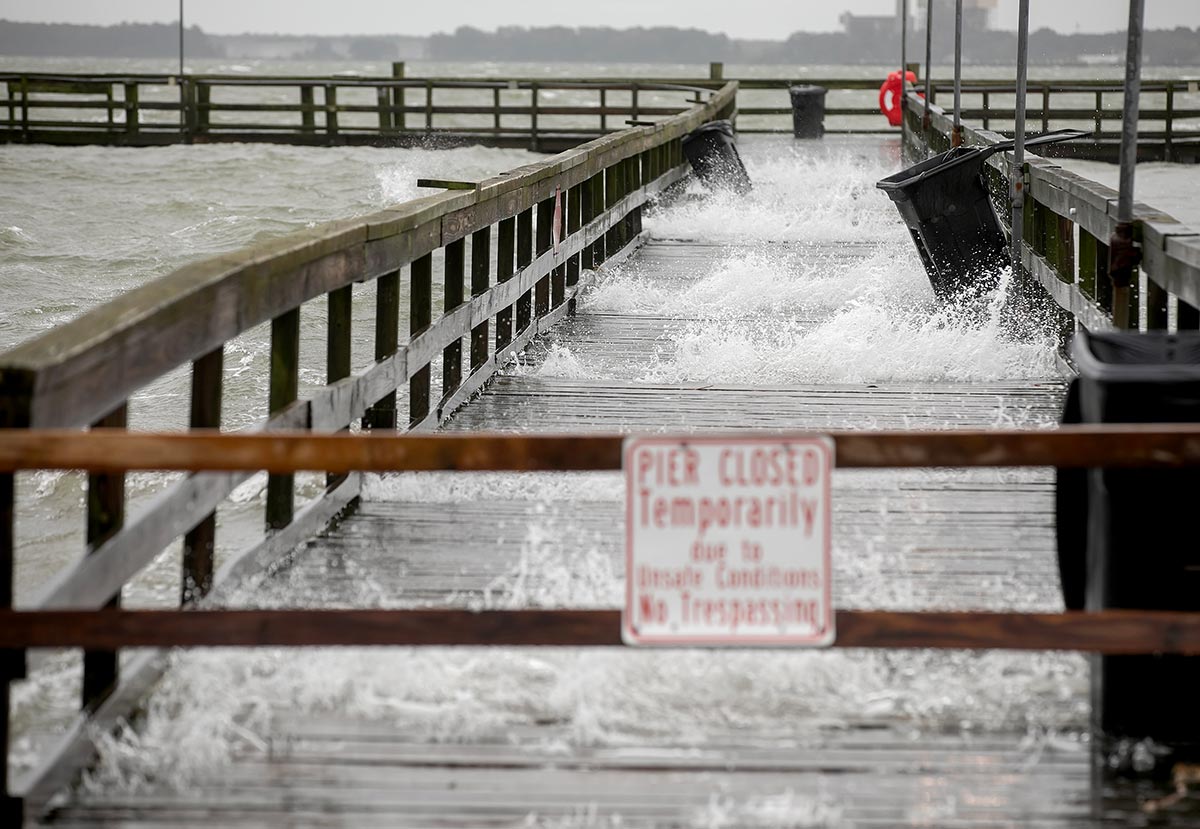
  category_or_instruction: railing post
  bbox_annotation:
[1041,84,1050,133]
[442,239,465,406]
[409,254,433,427]
[530,82,540,152]
[325,84,338,139]
[605,162,623,255]
[1094,90,1103,136]
[981,90,989,131]
[123,82,139,135]
[364,270,400,430]
[552,190,567,309]
[566,183,582,295]
[196,82,210,133]
[709,62,724,81]
[392,62,406,131]
[599,88,607,133]
[470,227,491,372]
[266,310,300,529]
[301,85,315,134]
[592,171,608,266]
[631,82,640,123]
[516,208,534,334]
[1,469,25,823]
[1178,298,1200,330]
[495,217,516,351]
[82,402,127,709]
[1164,81,1174,163]
[181,348,222,604]
[377,86,391,133]
[535,196,554,317]
[19,76,28,141]
[1146,278,1168,331]
[493,87,502,133]
[424,80,433,132]
[326,285,352,486]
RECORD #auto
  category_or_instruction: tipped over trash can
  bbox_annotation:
[876,129,1085,303]
[1057,329,1200,771]
[789,85,827,139]
[682,119,752,195]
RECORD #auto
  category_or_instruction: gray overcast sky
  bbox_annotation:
[1,1,1196,38]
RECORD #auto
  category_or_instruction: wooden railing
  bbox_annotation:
[904,90,1200,334]
[927,78,1200,160]
[0,81,736,820]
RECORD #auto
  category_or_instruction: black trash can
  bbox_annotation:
[682,119,752,195]
[1057,329,1200,771]
[788,85,827,139]
[876,129,1085,303]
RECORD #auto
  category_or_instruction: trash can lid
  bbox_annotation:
[1073,329,1200,381]
[683,119,735,143]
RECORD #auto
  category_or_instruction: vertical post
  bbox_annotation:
[493,87,502,132]
[325,84,338,138]
[1,468,25,822]
[709,62,724,81]
[982,91,989,131]
[495,218,516,351]
[196,83,210,133]
[409,254,433,427]
[1164,82,1174,163]
[442,239,465,405]
[900,0,908,109]
[179,0,185,80]
[377,86,391,133]
[301,86,315,133]
[424,80,434,132]
[605,164,621,258]
[530,82,539,152]
[1010,0,1031,271]
[566,184,582,289]
[516,208,533,334]
[364,270,400,430]
[631,82,640,124]
[392,61,406,132]
[1094,90,1103,136]
[124,82,139,134]
[326,285,352,486]
[82,403,127,710]
[1109,0,1145,331]
[592,171,607,266]
[266,311,300,530]
[952,0,963,147]
[922,0,933,133]
[470,227,491,372]
[181,348,222,604]
[1042,84,1050,133]
[535,196,554,317]
[600,88,607,133]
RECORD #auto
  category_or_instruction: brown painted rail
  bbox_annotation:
[1,608,1199,654]
[5,426,1200,473]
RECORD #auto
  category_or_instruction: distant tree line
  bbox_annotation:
[2,19,1198,66]
[0,20,221,58]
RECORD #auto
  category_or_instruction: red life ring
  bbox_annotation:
[879,70,920,127]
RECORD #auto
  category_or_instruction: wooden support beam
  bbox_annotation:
[495,217,515,351]
[82,403,126,711]
[515,208,533,335]
[363,270,400,431]
[266,310,300,530]
[470,227,491,373]
[535,196,553,317]
[6,427,1200,474]
[181,348,222,604]
[1,608,1199,655]
[442,239,465,405]
[409,254,433,428]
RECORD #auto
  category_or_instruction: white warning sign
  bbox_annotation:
[622,436,834,646]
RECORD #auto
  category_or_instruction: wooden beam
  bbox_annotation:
[4,426,1200,474]
[0,609,1198,654]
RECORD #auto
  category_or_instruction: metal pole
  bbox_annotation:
[922,0,933,132]
[900,0,908,142]
[179,0,184,79]
[1010,0,1030,271]
[952,0,963,147]
[1110,0,1145,330]
[178,0,186,137]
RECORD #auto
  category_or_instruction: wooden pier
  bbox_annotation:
[2,64,1198,159]
[2,77,1200,826]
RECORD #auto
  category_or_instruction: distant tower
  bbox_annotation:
[913,0,996,33]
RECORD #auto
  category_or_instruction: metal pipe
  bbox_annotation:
[1110,0,1146,330]
[952,0,963,147]
[900,0,908,140]
[922,0,933,132]
[179,0,184,79]
[1010,0,1030,270]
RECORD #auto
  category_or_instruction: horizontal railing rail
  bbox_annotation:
[0,81,737,820]
[905,89,1200,335]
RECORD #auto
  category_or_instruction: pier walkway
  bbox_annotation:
[4,86,1200,828]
